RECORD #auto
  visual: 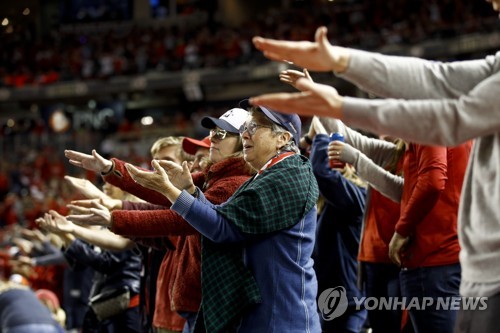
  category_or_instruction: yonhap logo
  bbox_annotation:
[318,286,348,320]
[318,286,488,318]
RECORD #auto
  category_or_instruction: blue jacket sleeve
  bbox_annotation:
[32,241,67,266]
[172,189,247,243]
[64,239,130,274]
[309,134,366,215]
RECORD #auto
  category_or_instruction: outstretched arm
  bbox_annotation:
[70,227,135,251]
[330,141,403,202]
[255,26,497,99]
[125,160,185,204]
[43,210,135,251]
[64,176,109,200]
[251,72,500,147]
[252,26,500,147]
[253,26,351,73]
[64,149,113,174]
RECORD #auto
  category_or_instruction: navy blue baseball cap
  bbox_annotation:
[240,99,301,145]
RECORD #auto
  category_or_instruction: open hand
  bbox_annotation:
[64,175,109,199]
[46,210,76,234]
[66,201,112,227]
[279,68,312,90]
[250,79,343,119]
[64,149,113,174]
[20,228,47,243]
[36,212,74,235]
[69,196,122,212]
[126,160,182,203]
[157,160,195,193]
[253,26,349,73]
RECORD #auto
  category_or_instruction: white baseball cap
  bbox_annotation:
[201,108,249,134]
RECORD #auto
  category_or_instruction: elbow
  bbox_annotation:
[388,190,402,203]
[204,227,242,244]
[205,230,231,243]
[429,177,446,193]
[441,133,464,147]
[425,182,445,201]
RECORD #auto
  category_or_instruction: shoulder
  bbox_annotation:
[271,154,314,176]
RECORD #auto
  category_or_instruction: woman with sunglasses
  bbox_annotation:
[126,105,321,333]
[62,108,253,333]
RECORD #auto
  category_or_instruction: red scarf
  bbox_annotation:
[258,152,295,175]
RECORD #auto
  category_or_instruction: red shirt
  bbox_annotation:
[359,153,403,264]
[397,142,472,268]
[358,189,401,263]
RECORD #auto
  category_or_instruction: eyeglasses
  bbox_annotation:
[210,128,229,141]
[239,122,272,136]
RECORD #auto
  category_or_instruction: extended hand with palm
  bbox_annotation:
[126,160,184,204]
[156,160,196,194]
[36,211,75,235]
[64,149,113,174]
[279,68,312,90]
[64,175,109,200]
[252,26,350,73]
[66,200,112,227]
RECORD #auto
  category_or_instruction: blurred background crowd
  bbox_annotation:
[1,0,498,87]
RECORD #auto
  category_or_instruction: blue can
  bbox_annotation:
[329,132,345,169]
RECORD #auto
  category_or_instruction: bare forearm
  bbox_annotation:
[71,225,135,251]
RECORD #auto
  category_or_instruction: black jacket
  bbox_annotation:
[64,239,141,297]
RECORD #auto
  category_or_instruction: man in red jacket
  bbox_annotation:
[388,142,472,333]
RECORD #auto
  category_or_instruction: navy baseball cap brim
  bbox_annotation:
[240,99,301,145]
[201,117,237,133]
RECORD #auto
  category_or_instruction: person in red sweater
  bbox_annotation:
[332,137,472,333]
[393,142,471,333]
[356,144,406,333]
[63,108,252,333]
[49,136,192,333]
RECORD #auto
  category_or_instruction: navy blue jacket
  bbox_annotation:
[64,239,141,297]
[310,134,366,306]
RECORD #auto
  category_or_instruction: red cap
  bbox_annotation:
[35,289,60,309]
[182,136,211,155]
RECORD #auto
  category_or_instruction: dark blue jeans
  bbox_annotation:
[364,262,403,333]
[400,263,461,333]
[320,305,367,333]
[83,306,141,333]
[179,311,197,333]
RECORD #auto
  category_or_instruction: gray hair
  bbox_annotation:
[270,123,300,154]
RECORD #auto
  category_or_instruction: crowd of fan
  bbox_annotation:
[0,0,497,281]
[1,0,497,250]
[0,0,496,327]
[1,0,498,88]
